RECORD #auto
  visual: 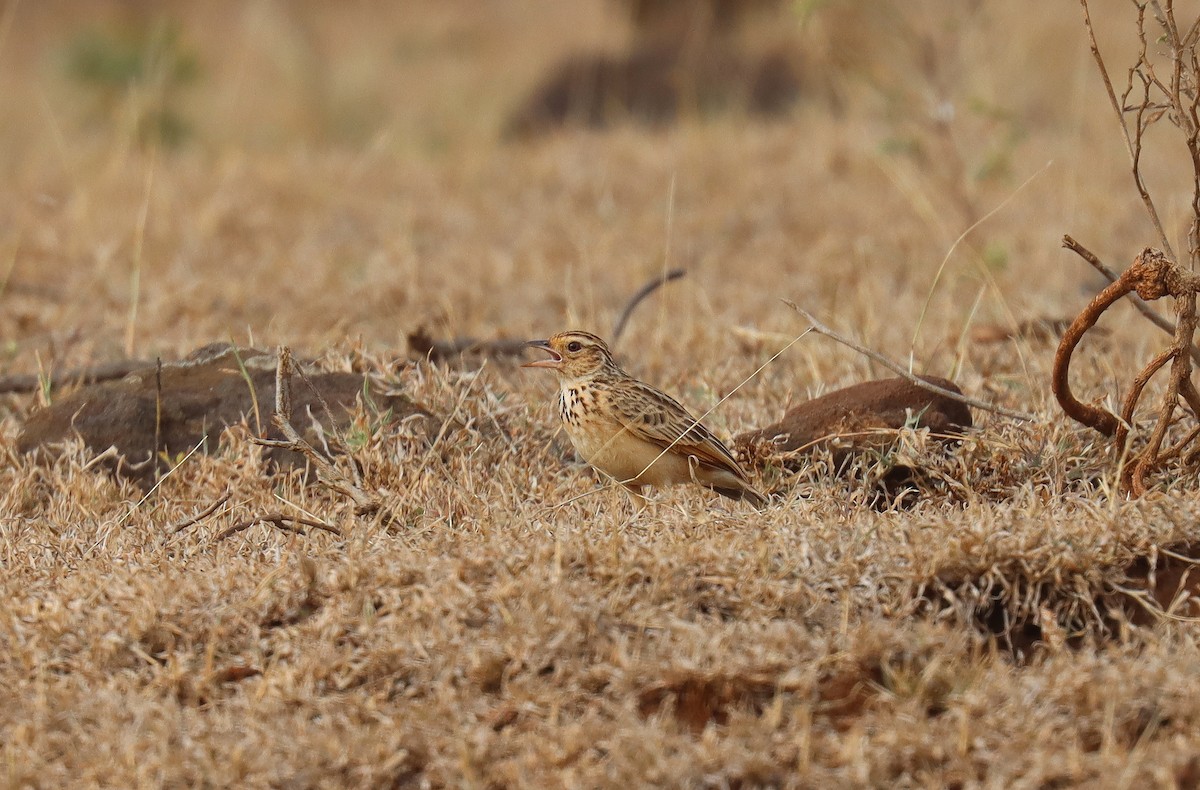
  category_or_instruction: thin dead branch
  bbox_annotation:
[409,268,685,361]
[250,347,387,521]
[153,357,163,484]
[408,331,528,362]
[1063,3,1200,494]
[1054,248,1200,493]
[167,491,232,537]
[1079,0,1176,258]
[215,511,342,542]
[784,300,1036,422]
[1117,346,1176,448]
[610,268,686,346]
[1131,279,1199,495]
[1062,235,1200,363]
[1053,269,1140,438]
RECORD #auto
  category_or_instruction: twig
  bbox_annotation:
[1131,281,1199,494]
[167,491,232,537]
[215,512,342,542]
[1117,346,1175,450]
[275,346,291,421]
[1079,0,1176,259]
[122,437,206,520]
[1055,248,1200,438]
[610,269,686,347]
[1064,3,1200,495]
[409,269,685,362]
[154,357,163,484]
[1053,254,1155,437]
[1054,246,1200,493]
[1061,235,1200,364]
[784,300,1036,422]
[250,347,385,520]
[408,331,528,362]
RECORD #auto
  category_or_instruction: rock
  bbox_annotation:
[17,344,429,480]
[504,41,803,138]
[735,376,973,508]
[736,376,972,467]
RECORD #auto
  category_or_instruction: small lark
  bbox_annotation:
[523,330,768,509]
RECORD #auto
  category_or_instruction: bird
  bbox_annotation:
[522,330,768,509]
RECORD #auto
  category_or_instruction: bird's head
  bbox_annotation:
[522,331,619,380]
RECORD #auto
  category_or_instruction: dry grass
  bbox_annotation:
[4,1,1200,787]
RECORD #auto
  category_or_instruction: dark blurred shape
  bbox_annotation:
[621,0,783,38]
[408,329,529,363]
[506,0,801,137]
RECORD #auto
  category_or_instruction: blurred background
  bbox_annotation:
[0,0,1173,390]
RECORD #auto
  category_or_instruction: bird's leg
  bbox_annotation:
[622,483,649,514]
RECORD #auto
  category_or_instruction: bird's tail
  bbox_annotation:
[712,482,770,510]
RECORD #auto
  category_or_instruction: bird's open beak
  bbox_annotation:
[521,340,562,369]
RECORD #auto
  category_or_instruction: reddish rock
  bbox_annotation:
[736,376,972,464]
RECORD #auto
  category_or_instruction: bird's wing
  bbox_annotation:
[606,377,749,480]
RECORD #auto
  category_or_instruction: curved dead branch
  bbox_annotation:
[611,268,686,347]
[1117,347,1176,450]
[1055,247,1200,494]
[1063,235,1200,364]
[1051,274,1134,437]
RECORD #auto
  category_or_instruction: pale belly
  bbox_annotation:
[565,420,697,487]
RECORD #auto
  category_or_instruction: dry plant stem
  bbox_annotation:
[1070,2,1200,492]
[1056,247,1200,492]
[251,346,383,518]
[1079,0,1176,259]
[215,512,342,542]
[1136,0,1200,267]
[784,301,1036,422]
[1052,274,1135,437]
[168,491,232,536]
[412,270,684,360]
[1180,376,1200,419]
[1117,346,1175,449]
[153,357,163,483]
[610,268,685,347]
[1131,292,1200,494]
[1062,235,1200,363]
[1158,421,1200,463]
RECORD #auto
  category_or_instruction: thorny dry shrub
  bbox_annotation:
[1055,1,1200,495]
[5,2,1200,787]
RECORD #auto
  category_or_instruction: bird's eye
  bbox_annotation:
[567,341,582,353]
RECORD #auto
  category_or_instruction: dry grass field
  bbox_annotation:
[5,1,1200,787]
